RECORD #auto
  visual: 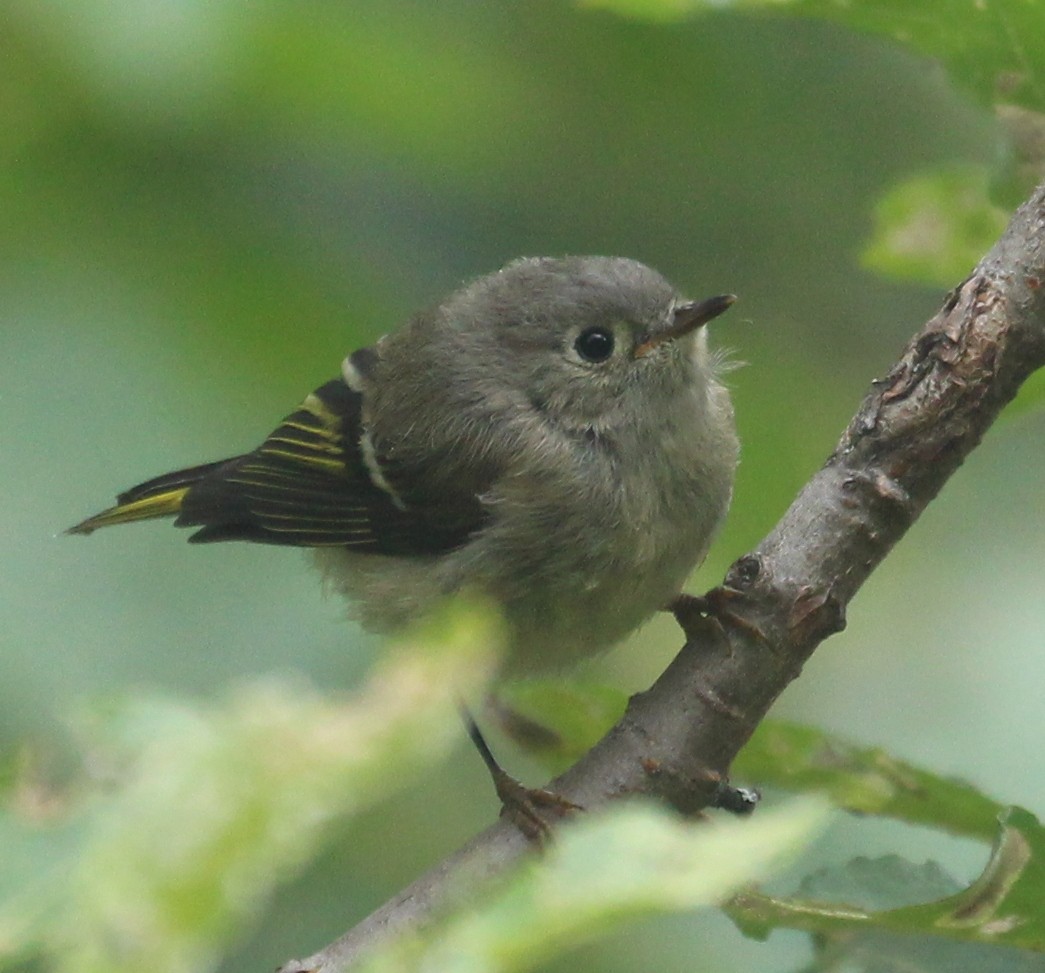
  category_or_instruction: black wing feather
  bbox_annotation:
[175,378,485,555]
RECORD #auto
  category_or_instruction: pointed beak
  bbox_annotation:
[634,294,737,358]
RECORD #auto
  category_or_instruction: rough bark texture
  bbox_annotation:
[281,183,1045,973]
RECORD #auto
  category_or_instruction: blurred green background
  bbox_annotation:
[4,2,1044,972]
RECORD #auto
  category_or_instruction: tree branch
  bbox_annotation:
[280,182,1045,973]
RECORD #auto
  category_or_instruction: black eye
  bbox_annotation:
[574,326,615,363]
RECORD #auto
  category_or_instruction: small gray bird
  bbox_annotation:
[69,256,738,673]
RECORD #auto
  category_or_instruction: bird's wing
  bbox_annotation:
[176,375,488,554]
[69,363,489,556]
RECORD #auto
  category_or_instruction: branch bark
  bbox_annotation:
[280,182,1045,973]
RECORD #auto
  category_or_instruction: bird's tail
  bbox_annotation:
[66,459,235,536]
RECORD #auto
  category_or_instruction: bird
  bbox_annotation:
[69,256,738,674]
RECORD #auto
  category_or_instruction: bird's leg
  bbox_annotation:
[462,707,581,842]
[485,693,563,754]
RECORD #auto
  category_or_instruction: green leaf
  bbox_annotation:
[583,0,1045,116]
[0,604,501,973]
[728,806,1045,953]
[733,721,1004,841]
[797,855,963,911]
[0,812,90,967]
[494,679,629,769]
[364,798,828,973]
[808,932,1045,973]
[776,1,1045,118]
[861,166,1010,286]
[577,0,707,21]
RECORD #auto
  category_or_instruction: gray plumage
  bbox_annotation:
[70,255,739,674]
[320,256,739,671]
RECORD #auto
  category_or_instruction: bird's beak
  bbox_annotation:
[634,294,736,358]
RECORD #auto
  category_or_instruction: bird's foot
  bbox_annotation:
[667,588,769,645]
[464,708,581,842]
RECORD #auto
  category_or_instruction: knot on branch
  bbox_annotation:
[725,554,763,590]
[787,585,846,648]
[835,273,1016,506]
[876,275,1000,416]
[639,755,727,815]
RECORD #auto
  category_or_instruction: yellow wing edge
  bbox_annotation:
[67,488,190,536]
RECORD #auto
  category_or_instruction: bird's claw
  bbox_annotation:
[492,770,583,842]
[667,588,769,645]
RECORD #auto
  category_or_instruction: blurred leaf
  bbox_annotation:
[584,0,1045,116]
[0,604,500,973]
[583,0,1045,289]
[364,798,827,973]
[0,812,88,966]
[577,0,706,20]
[734,721,1004,841]
[494,679,629,770]
[796,854,963,911]
[861,166,1010,286]
[809,931,1045,973]
[729,806,1045,953]
[996,104,1045,198]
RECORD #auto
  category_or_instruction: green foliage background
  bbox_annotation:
[3,2,1044,972]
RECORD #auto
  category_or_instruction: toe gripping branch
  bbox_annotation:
[463,707,581,842]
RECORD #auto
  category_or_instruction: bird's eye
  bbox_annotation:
[574,326,615,363]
